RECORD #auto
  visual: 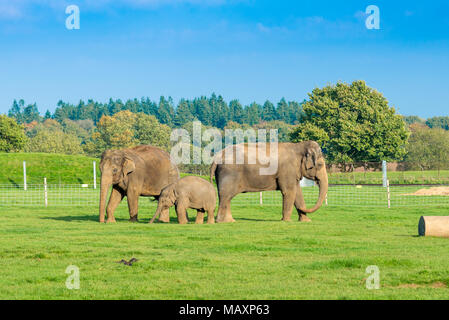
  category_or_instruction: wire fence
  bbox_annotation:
[1,184,448,208]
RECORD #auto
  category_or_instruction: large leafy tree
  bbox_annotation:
[26,129,83,155]
[0,115,28,152]
[426,116,449,130]
[290,81,409,163]
[405,127,449,173]
[89,111,172,155]
[134,114,171,151]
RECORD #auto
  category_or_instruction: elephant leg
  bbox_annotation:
[206,207,215,224]
[216,196,235,223]
[106,187,124,223]
[175,200,189,224]
[195,210,204,224]
[158,208,170,223]
[294,186,312,222]
[216,176,237,223]
[280,186,296,222]
[126,190,139,222]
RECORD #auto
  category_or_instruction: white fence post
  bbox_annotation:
[387,179,390,208]
[93,161,97,189]
[259,192,263,205]
[23,161,27,191]
[382,160,388,187]
[44,178,48,207]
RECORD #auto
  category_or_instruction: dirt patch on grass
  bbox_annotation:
[403,187,449,196]
[395,282,447,289]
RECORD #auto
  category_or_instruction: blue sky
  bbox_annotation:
[0,0,448,118]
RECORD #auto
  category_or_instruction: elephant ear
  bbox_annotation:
[168,184,178,204]
[305,151,316,170]
[122,157,136,175]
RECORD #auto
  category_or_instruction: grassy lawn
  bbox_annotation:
[1,201,449,299]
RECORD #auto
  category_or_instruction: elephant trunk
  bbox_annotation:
[99,173,112,223]
[300,167,328,214]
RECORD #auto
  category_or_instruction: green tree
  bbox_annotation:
[174,99,195,127]
[134,114,171,150]
[290,81,409,164]
[92,110,138,152]
[426,116,449,130]
[0,115,28,152]
[229,100,244,124]
[8,99,25,123]
[246,102,261,126]
[253,120,295,142]
[157,96,175,127]
[403,115,425,126]
[26,129,83,155]
[405,127,449,173]
[261,100,276,121]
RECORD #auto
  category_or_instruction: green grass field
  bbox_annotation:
[1,201,449,300]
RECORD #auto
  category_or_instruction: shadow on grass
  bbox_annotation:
[237,217,281,222]
[41,215,182,224]
[8,178,20,188]
[41,215,128,222]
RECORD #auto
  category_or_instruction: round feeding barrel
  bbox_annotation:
[419,216,449,238]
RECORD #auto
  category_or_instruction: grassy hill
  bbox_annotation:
[0,153,206,186]
[0,153,100,185]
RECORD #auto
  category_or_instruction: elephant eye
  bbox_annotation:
[113,168,118,173]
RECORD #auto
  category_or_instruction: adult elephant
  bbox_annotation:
[99,145,179,223]
[210,141,328,223]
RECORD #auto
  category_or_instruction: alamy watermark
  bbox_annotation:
[65,265,80,290]
[365,265,380,289]
[66,5,80,30]
[365,5,380,30]
[170,121,279,175]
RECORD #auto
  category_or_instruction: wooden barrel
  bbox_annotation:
[419,216,449,238]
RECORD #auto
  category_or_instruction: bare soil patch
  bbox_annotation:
[395,282,447,289]
[403,187,449,196]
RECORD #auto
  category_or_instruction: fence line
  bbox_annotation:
[0,184,448,208]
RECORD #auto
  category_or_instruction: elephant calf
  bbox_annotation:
[149,176,216,224]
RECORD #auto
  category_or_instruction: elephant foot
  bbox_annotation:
[281,217,292,222]
[99,219,105,223]
[106,218,116,223]
[216,215,236,223]
[158,216,170,223]
[129,216,138,222]
[299,214,311,222]
[178,219,188,225]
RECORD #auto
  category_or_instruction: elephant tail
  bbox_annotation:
[210,161,217,183]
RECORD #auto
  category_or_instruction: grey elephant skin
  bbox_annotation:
[99,145,179,223]
[149,176,216,224]
[210,141,328,223]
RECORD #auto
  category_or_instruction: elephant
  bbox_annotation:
[209,141,328,223]
[149,176,216,224]
[99,145,179,223]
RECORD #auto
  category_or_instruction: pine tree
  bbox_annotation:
[261,100,276,121]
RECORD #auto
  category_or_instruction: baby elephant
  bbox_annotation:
[149,176,216,224]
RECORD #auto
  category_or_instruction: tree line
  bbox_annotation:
[8,94,305,129]
[2,81,449,171]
